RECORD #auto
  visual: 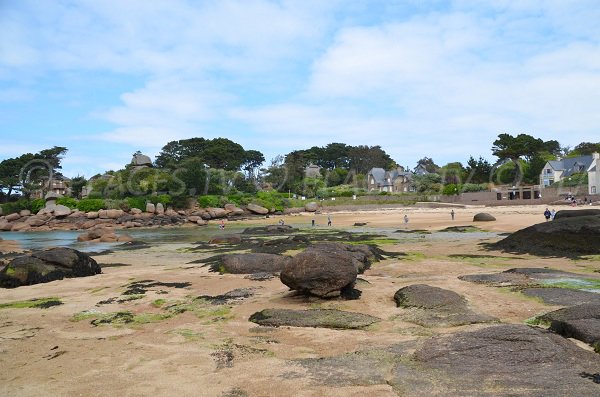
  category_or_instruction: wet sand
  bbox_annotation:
[1,204,599,396]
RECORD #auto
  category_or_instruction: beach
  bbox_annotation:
[1,204,599,396]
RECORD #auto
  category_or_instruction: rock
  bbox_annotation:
[353,222,368,226]
[10,223,31,232]
[208,207,228,218]
[187,215,200,222]
[196,219,207,226]
[165,209,178,217]
[242,225,296,234]
[473,212,496,221]
[19,209,31,217]
[280,248,358,298]
[249,308,380,329]
[130,208,142,215]
[393,284,497,327]
[25,215,49,227]
[99,233,118,243]
[51,204,72,218]
[5,213,21,222]
[244,273,275,281]
[67,210,84,218]
[537,303,600,350]
[522,287,600,306]
[308,242,376,274]
[492,215,600,256]
[246,203,268,215]
[304,202,319,212]
[44,192,61,202]
[98,209,124,219]
[0,221,12,231]
[459,268,589,287]
[554,209,600,220]
[145,203,155,213]
[86,211,99,219]
[117,234,134,243]
[0,247,101,288]
[224,204,244,215]
[388,324,600,395]
[208,235,242,244]
[219,253,290,274]
[155,203,164,215]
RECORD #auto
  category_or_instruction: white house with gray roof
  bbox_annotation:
[588,153,600,195]
[539,155,594,188]
[367,167,414,193]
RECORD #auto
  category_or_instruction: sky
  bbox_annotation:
[1,0,599,178]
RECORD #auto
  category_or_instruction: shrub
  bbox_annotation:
[442,184,460,195]
[56,197,78,209]
[77,198,105,212]
[254,191,285,211]
[104,199,130,211]
[126,196,147,211]
[198,195,221,208]
[170,195,191,209]
[148,194,172,206]
[1,199,31,215]
[30,198,45,214]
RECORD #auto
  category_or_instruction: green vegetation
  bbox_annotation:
[167,328,203,341]
[0,297,62,309]
[77,198,105,212]
[56,197,78,209]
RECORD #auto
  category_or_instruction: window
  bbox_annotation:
[592,186,597,194]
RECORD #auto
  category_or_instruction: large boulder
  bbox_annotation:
[242,225,296,234]
[51,204,72,218]
[25,215,49,227]
[224,204,244,215]
[0,247,101,288]
[0,221,12,231]
[553,209,600,220]
[145,202,155,214]
[246,203,269,215]
[155,203,164,215]
[393,284,497,327]
[5,213,21,222]
[492,215,600,256]
[308,242,376,273]
[280,248,357,298]
[304,202,319,212]
[473,212,496,222]
[220,253,290,274]
[208,235,242,244]
[207,207,228,219]
[19,209,31,217]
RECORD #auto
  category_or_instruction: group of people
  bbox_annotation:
[543,208,557,221]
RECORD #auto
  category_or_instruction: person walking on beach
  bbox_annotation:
[403,214,409,227]
[219,220,225,230]
[551,209,556,220]
[450,210,455,221]
[311,218,315,227]
[327,215,332,226]
[544,208,551,221]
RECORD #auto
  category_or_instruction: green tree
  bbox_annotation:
[415,157,439,173]
[492,133,544,185]
[464,156,492,184]
[569,142,600,156]
[347,145,395,174]
[70,176,87,199]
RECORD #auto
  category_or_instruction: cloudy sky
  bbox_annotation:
[1,0,599,177]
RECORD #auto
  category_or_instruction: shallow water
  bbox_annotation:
[0,225,501,252]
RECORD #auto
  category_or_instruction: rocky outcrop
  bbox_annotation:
[145,203,155,213]
[554,209,600,220]
[219,253,290,274]
[77,227,133,243]
[536,303,600,350]
[0,247,101,288]
[242,225,296,234]
[492,215,600,256]
[393,284,497,327]
[249,308,380,329]
[280,247,358,298]
[208,235,242,244]
[246,203,269,215]
[473,212,496,221]
[388,324,600,395]
[308,242,376,274]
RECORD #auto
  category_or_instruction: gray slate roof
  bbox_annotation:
[547,155,593,177]
[368,168,386,184]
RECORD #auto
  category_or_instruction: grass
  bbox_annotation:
[540,277,600,290]
[152,299,167,307]
[0,297,62,309]
[398,252,426,262]
[71,310,172,326]
[167,328,204,341]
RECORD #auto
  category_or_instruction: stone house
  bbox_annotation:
[304,163,322,178]
[367,167,414,193]
[588,153,600,195]
[539,155,594,188]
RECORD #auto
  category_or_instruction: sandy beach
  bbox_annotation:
[1,204,599,396]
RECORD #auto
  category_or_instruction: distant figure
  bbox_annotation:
[544,208,551,221]
[278,219,285,226]
[327,215,332,226]
[403,214,409,226]
[219,220,225,230]
[550,209,556,220]
[311,218,315,227]
[584,197,588,204]
[450,210,455,221]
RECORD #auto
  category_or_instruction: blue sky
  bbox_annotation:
[1,0,599,178]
